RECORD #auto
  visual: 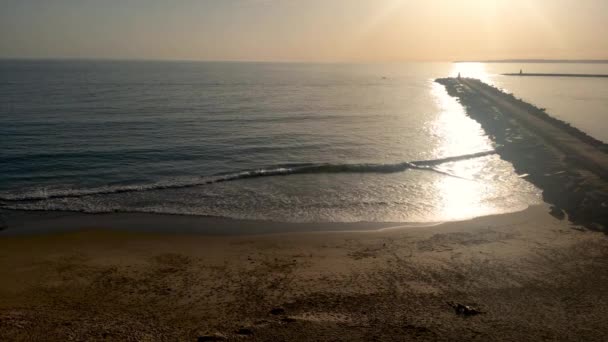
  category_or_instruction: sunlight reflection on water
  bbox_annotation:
[430,80,509,220]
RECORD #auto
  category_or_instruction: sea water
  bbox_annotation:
[1,60,548,223]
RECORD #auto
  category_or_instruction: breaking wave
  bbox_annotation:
[0,150,497,203]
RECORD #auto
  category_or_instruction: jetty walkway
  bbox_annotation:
[461,78,608,178]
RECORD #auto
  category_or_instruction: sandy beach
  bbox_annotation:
[1,205,607,341]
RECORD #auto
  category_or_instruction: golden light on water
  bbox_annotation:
[436,167,490,221]
[430,82,489,157]
[430,81,498,220]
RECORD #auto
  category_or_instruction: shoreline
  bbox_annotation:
[4,205,509,236]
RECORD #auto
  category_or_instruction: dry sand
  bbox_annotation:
[1,205,608,341]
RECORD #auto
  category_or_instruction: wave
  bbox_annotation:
[0,150,497,203]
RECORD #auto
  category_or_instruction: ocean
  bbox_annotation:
[2,59,603,224]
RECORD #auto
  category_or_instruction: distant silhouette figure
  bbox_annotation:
[520,69,523,75]
[458,72,461,79]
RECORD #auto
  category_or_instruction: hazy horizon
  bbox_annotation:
[3,57,608,65]
[2,0,607,63]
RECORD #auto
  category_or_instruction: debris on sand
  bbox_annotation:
[197,333,228,341]
[270,307,286,315]
[447,301,483,316]
[235,327,254,336]
[281,317,297,323]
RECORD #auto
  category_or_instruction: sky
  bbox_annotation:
[1,0,607,62]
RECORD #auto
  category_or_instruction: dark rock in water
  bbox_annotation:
[197,333,228,341]
[270,307,285,315]
[235,327,254,336]
[549,206,566,220]
[447,301,483,316]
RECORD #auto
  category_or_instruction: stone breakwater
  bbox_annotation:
[502,73,608,78]
[436,77,608,232]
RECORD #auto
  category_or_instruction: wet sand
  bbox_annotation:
[1,205,608,341]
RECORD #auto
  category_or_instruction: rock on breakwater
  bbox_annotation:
[436,77,608,232]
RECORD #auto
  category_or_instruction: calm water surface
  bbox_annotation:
[1,60,543,223]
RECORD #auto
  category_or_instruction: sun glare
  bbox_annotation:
[430,81,497,220]
[450,62,490,82]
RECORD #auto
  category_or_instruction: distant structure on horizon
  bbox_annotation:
[455,59,608,64]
